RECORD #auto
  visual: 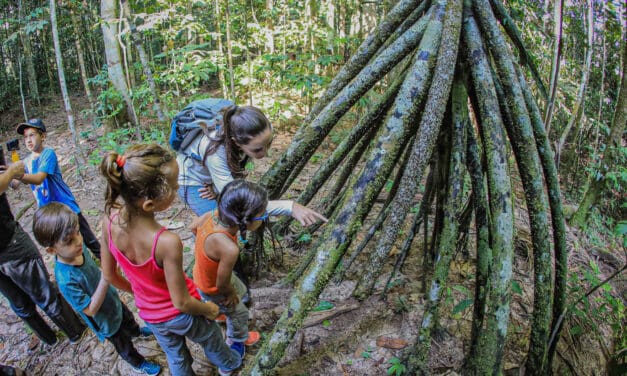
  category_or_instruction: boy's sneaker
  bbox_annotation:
[229,341,245,357]
[215,314,227,323]
[133,360,161,376]
[138,326,153,337]
[244,331,260,346]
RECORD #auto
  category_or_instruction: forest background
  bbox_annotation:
[0,0,625,375]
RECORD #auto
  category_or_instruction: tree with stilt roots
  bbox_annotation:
[243,0,568,374]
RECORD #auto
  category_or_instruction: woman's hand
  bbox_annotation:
[198,184,216,200]
[291,203,328,226]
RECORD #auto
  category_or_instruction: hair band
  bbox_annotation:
[116,155,126,169]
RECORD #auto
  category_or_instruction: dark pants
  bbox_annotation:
[107,304,145,368]
[0,224,85,344]
[77,212,101,259]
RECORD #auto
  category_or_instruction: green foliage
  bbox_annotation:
[297,233,312,244]
[566,261,625,350]
[387,357,407,376]
[312,300,334,312]
[614,220,627,247]
[392,295,409,314]
[87,126,165,166]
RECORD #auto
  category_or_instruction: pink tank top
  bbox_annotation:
[107,214,200,323]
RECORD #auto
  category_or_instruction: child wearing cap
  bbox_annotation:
[14,118,101,259]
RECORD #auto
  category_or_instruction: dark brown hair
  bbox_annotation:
[205,105,272,177]
[217,179,268,242]
[32,202,79,247]
[100,143,175,219]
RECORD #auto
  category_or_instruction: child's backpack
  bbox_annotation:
[169,98,234,154]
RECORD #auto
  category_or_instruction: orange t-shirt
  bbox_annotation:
[193,212,238,295]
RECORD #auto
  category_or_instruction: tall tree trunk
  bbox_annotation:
[543,0,563,132]
[555,0,593,168]
[101,0,140,132]
[571,42,626,227]
[50,0,86,168]
[225,0,236,100]
[18,57,28,121]
[18,0,40,106]
[40,29,57,94]
[69,8,95,109]
[215,0,228,99]
[593,6,606,154]
[121,0,166,120]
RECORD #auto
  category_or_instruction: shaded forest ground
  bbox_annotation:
[0,97,624,375]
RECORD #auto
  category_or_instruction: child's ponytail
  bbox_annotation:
[100,152,124,215]
[100,144,175,218]
[217,179,268,244]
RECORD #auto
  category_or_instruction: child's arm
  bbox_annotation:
[158,231,219,319]
[82,274,110,317]
[207,236,239,307]
[100,216,133,292]
[18,171,47,185]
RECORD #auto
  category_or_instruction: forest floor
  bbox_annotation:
[0,96,624,375]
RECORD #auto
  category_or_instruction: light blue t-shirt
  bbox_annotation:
[24,147,80,213]
[55,249,122,342]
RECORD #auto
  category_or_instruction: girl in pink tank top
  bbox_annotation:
[99,144,241,376]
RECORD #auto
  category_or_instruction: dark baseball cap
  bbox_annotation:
[16,118,46,135]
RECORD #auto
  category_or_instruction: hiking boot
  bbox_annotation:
[133,360,161,376]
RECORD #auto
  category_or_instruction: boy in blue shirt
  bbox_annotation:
[14,118,101,259]
[32,202,161,376]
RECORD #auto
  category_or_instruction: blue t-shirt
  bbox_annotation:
[55,249,122,342]
[24,147,80,213]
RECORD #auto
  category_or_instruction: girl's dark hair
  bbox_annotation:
[205,105,272,177]
[217,179,268,242]
[100,144,175,219]
[32,202,79,247]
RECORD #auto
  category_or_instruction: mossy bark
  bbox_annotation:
[407,64,467,374]
[353,0,461,299]
[242,14,447,372]
[488,0,547,99]
[516,67,568,369]
[260,10,432,198]
[475,1,553,372]
[462,4,514,373]
[306,0,424,122]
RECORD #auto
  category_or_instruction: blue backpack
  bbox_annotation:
[168,98,234,154]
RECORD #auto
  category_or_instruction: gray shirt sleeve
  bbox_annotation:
[267,200,293,216]
[205,145,234,193]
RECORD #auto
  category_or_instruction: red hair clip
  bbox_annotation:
[115,155,126,168]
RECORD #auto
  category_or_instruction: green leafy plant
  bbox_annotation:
[313,301,334,312]
[387,357,406,376]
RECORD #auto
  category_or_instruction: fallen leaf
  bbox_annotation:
[376,336,408,349]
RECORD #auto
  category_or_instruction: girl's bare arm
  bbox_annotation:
[159,231,219,319]
[100,216,133,292]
